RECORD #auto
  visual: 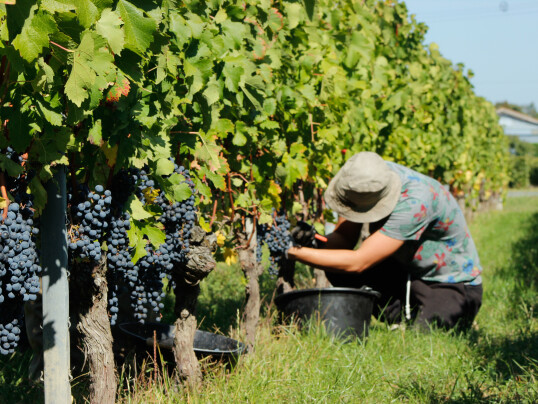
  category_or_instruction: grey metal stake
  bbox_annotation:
[41,166,71,404]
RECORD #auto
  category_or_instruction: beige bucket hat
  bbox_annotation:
[324,152,402,223]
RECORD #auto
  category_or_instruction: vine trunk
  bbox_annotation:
[172,226,216,386]
[238,233,263,352]
[73,257,117,404]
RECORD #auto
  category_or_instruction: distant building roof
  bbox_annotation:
[497,107,538,143]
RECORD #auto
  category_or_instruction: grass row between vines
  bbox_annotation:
[116,195,538,403]
[1,196,537,403]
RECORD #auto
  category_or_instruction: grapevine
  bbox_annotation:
[0,148,41,354]
[257,212,292,276]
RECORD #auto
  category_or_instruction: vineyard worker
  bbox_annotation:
[287,152,483,331]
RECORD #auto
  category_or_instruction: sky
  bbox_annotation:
[402,0,538,108]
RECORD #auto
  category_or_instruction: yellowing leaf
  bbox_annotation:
[268,180,282,197]
[198,216,211,232]
[101,142,118,167]
[216,231,226,247]
[0,197,9,211]
[88,119,103,146]
[224,247,237,265]
[142,187,160,204]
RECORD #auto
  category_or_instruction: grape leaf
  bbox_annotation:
[41,0,75,13]
[185,12,204,39]
[263,98,276,115]
[198,216,211,233]
[64,34,96,106]
[127,223,148,263]
[117,0,156,56]
[88,119,102,145]
[141,224,166,249]
[65,32,115,106]
[223,62,243,92]
[220,20,245,49]
[74,0,100,28]
[169,12,191,47]
[201,167,225,190]
[35,99,63,126]
[32,58,55,92]
[232,130,247,146]
[203,78,221,106]
[126,194,153,220]
[155,158,174,176]
[6,109,32,152]
[101,142,118,167]
[96,8,124,55]
[284,3,303,29]
[302,0,315,21]
[240,83,262,110]
[267,8,284,32]
[12,9,57,62]
[171,182,192,202]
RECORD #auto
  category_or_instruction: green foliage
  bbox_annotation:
[0,0,510,250]
[508,136,537,188]
[510,155,530,188]
[530,157,538,186]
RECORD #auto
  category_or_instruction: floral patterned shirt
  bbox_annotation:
[379,162,482,285]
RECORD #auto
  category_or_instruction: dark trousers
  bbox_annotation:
[325,259,482,331]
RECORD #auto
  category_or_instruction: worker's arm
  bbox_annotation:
[287,230,404,273]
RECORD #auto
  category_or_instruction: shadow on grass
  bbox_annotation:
[499,210,538,312]
[473,211,538,382]
[0,350,44,404]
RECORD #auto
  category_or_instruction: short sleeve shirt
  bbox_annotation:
[379,162,482,285]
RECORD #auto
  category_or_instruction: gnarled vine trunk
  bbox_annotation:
[172,279,201,387]
[73,257,116,404]
[172,226,216,386]
[238,219,262,352]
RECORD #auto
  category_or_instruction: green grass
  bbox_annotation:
[2,197,537,403]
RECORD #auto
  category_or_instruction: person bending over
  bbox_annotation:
[287,151,482,331]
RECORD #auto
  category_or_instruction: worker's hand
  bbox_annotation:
[290,221,318,248]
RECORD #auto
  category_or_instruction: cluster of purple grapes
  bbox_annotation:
[128,244,166,323]
[110,168,167,323]
[105,211,132,325]
[127,164,197,323]
[0,318,21,355]
[156,164,196,268]
[0,149,41,355]
[0,204,41,354]
[68,185,112,261]
[256,212,292,275]
[5,146,26,169]
[102,165,197,324]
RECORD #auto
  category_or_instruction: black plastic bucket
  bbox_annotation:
[119,322,245,362]
[275,287,381,339]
